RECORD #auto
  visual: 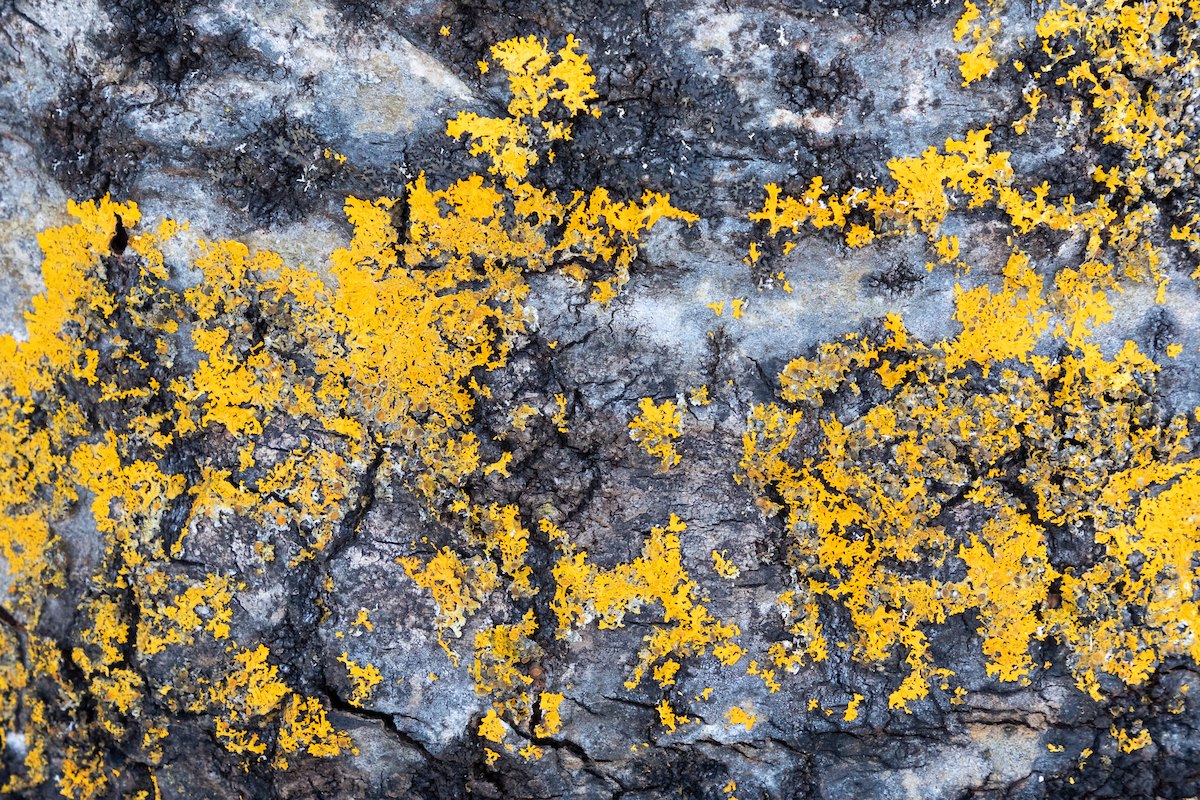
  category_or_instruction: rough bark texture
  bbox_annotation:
[1,1,1200,799]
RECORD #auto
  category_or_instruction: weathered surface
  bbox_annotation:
[1,1,1199,799]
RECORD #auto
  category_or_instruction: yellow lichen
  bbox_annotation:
[655,698,690,733]
[629,397,683,471]
[550,514,742,689]
[740,0,1200,734]
[398,548,499,662]
[137,573,234,655]
[474,504,537,598]
[725,705,758,732]
[954,0,1003,85]
[844,693,865,722]
[469,610,541,703]
[478,708,507,744]
[741,309,1198,711]
[273,695,356,768]
[711,550,740,579]
[337,653,383,706]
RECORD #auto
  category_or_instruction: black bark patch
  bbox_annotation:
[37,74,147,200]
[100,0,275,85]
[210,114,340,224]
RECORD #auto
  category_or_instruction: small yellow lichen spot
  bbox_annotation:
[959,38,999,86]
[708,301,725,317]
[953,0,1000,86]
[510,403,540,431]
[747,660,781,693]
[711,550,740,579]
[1012,86,1045,135]
[1166,343,1183,358]
[534,691,565,737]
[337,653,383,706]
[439,25,450,35]
[1111,725,1152,753]
[723,780,737,795]
[846,223,875,248]
[934,234,959,263]
[843,693,864,722]
[483,452,513,477]
[138,573,234,652]
[1048,743,1065,753]
[689,385,711,406]
[628,397,682,471]
[713,641,747,666]
[655,698,690,732]
[274,695,355,765]
[731,298,746,319]
[653,659,681,687]
[478,60,489,74]
[353,608,373,632]
[212,644,290,721]
[485,748,501,765]
[215,721,267,757]
[469,609,539,695]
[953,0,980,39]
[478,709,507,743]
[400,549,498,661]
[591,280,618,305]
[725,705,758,731]
[552,394,570,433]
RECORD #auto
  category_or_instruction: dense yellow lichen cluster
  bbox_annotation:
[0,33,696,790]
[739,3,1200,749]
[386,35,709,750]
[1031,0,1200,295]
[0,197,371,792]
[754,0,1200,324]
[748,224,1195,722]
[752,123,1170,344]
[741,304,1198,711]
[444,35,696,304]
